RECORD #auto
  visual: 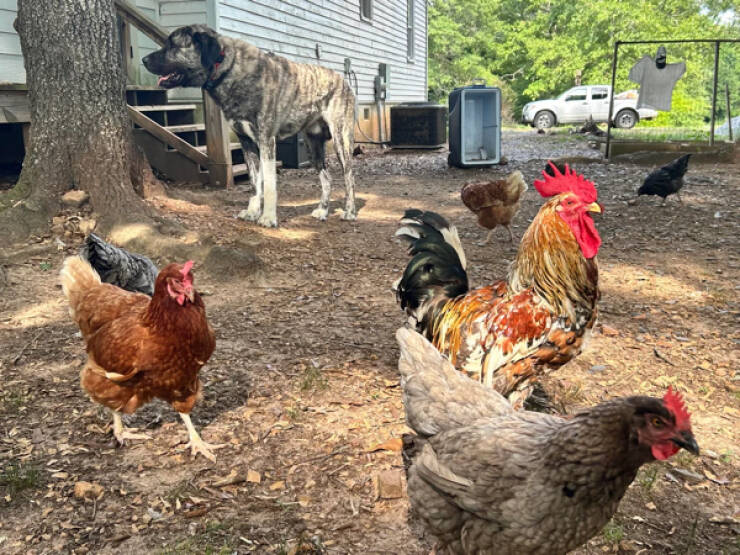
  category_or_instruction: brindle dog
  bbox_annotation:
[143,24,357,227]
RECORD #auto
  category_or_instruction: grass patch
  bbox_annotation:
[160,520,239,555]
[0,462,42,498]
[601,520,624,544]
[610,126,710,142]
[164,481,198,503]
[300,366,328,392]
[0,387,32,412]
[672,450,698,468]
[637,465,659,492]
[285,405,303,422]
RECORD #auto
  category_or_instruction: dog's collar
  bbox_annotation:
[203,50,226,91]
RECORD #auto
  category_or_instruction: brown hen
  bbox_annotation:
[398,327,699,555]
[461,170,527,243]
[395,164,601,408]
[60,256,219,461]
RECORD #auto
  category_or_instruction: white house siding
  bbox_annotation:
[0,0,174,85]
[0,0,23,83]
[216,0,428,104]
[133,0,163,85]
[157,0,211,99]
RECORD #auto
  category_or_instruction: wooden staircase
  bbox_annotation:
[126,86,247,184]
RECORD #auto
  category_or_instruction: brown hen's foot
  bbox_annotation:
[112,411,151,445]
[179,413,224,462]
[477,229,494,247]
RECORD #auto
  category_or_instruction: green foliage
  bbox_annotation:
[428,0,740,126]
[640,89,711,127]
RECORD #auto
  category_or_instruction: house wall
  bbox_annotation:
[216,0,428,105]
[1,0,428,103]
[0,0,23,83]
[156,0,212,100]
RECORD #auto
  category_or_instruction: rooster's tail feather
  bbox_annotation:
[394,210,469,325]
[60,256,101,316]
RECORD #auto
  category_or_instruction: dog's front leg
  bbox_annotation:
[257,136,278,228]
[236,133,263,222]
[241,150,263,221]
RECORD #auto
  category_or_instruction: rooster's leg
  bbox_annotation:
[505,225,514,242]
[178,413,224,462]
[111,411,151,444]
[676,192,683,204]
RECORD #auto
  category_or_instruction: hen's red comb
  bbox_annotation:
[663,387,691,429]
[181,260,194,276]
[535,161,598,203]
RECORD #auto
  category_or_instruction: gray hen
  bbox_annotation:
[80,233,158,295]
[397,327,699,555]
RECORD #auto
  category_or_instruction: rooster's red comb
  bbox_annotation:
[535,161,598,203]
[181,260,194,276]
[663,387,691,429]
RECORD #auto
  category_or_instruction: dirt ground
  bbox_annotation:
[0,130,738,554]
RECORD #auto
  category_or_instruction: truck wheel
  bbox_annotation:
[534,111,555,130]
[615,109,638,129]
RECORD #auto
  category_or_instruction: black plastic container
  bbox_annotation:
[277,132,311,169]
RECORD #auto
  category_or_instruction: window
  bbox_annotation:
[565,88,587,102]
[591,88,608,100]
[360,0,372,21]
[406,0,415,61]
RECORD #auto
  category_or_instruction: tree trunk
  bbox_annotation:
[0,0,155,244]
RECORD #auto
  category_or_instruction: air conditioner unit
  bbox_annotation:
[390,103,447,149]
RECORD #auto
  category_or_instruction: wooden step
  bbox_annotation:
[132,104,197,112]
[126,85,166,90]
[233,163,249,177]
[195,142,242,152]
[166,123,206,133]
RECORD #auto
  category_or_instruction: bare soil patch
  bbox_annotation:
[0,130,737,554]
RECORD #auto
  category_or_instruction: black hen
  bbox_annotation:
[393,210,469,329]
[80,233,158,295]
[638,154,691,205]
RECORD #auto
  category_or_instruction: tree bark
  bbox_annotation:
[0,0,155,244]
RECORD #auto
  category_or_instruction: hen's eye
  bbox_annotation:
[650,416,664,428]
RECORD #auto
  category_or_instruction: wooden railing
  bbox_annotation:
[114,0,233,188]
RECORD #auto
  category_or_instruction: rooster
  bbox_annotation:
[395,163,601,408]
[397,327,699,555]
[81,233,158,295]
[60,256,220,461]
[638,154,691,206]
[460,171,527,243]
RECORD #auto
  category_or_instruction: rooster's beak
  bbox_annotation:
[671,430,700,455]
[587,202,602,214]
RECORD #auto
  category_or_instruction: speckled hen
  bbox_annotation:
[397,327,700,555]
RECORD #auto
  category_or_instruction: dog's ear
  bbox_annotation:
[193,31,222,69]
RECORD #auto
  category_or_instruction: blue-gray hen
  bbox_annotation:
[81,233,158,295]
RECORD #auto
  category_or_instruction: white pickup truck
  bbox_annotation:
[521,85,658,130]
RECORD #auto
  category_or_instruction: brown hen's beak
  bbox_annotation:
[671,430,700,455]
[587,202,602,214]
[186,287,195,303]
